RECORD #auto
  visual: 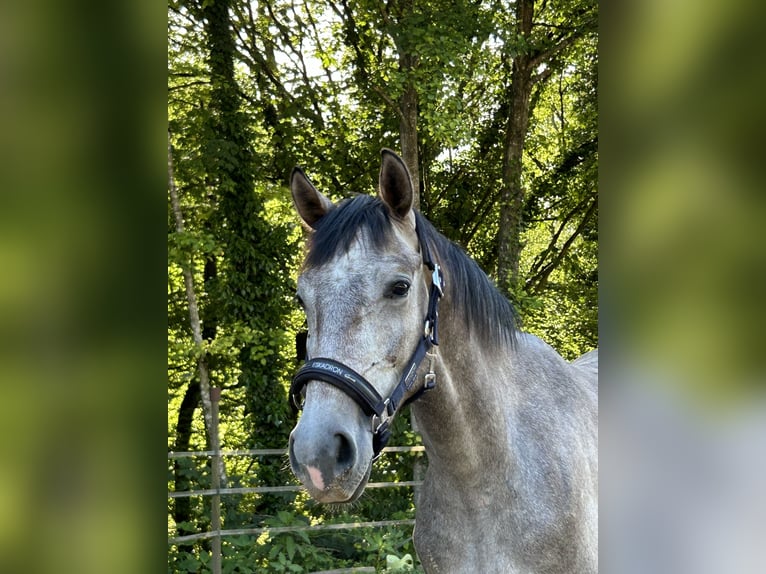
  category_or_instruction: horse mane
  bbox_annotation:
[305,194,517,349]
[414,211,518,349]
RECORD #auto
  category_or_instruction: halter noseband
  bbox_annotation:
[290,220,445,459]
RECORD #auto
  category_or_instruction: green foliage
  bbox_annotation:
[169,502,422,573]
[385,553,415,573]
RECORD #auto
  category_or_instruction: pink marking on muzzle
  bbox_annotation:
[307,465,325,491]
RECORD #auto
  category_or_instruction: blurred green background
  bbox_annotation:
[601,0,766,403]
[0,1,164,572]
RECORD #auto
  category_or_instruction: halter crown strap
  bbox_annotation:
[416,216,444,345]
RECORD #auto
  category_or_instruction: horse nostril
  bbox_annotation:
[334,432,355,469]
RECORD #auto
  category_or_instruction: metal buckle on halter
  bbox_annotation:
[431,264,444,296]
[423,349,437,390]
[371,399,391,434]
[423,371,436,390]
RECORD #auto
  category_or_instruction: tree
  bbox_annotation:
[329,0,491,208]
[495,0,597,296]
[169,0,297,514]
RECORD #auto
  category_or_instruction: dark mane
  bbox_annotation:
[305,195,517,348]
[414,211,518,348]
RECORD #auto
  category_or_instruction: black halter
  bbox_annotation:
[290,221,445,459]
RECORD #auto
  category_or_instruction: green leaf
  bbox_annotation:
[285,536,296,561]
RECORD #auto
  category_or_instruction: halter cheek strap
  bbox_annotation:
[290,220,445,459]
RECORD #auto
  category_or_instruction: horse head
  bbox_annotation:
[288,150,436,503]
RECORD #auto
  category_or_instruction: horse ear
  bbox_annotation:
[379,149,414,221]
[291,167,334,229]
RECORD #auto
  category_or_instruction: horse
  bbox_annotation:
[287,149,598,573]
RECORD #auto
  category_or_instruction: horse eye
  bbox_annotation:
[389,280,411,298]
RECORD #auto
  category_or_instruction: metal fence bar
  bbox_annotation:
[167,445,425,458]
[168,480,424,499]
[209,389,222,574]
[168,449,288,458]
[169,519,416,545]
[169,485,301,498]
[168,447,425,548]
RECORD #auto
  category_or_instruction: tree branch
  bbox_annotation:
[168,131,227,486]
[336,0,403,121]
[168,80,210,92]
[525,197,597,294]
[529,13,597,70]
[527,193,591,277]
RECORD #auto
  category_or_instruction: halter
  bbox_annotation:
[290,220,445,459]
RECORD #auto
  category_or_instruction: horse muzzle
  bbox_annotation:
[288,417,372,503]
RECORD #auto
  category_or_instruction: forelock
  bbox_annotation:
[304,195,394,269]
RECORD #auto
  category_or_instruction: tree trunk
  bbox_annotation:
[172,381,200,538]
[393,0,420,209]
[199,0,294,517]
[497,0,534,297]
[497,67,532,295]
[399,68,420,209]
[168,133,226,485]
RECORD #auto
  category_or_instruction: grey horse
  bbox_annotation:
[288,150,598,573]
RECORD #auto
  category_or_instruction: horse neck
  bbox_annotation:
[411,309,518,481]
